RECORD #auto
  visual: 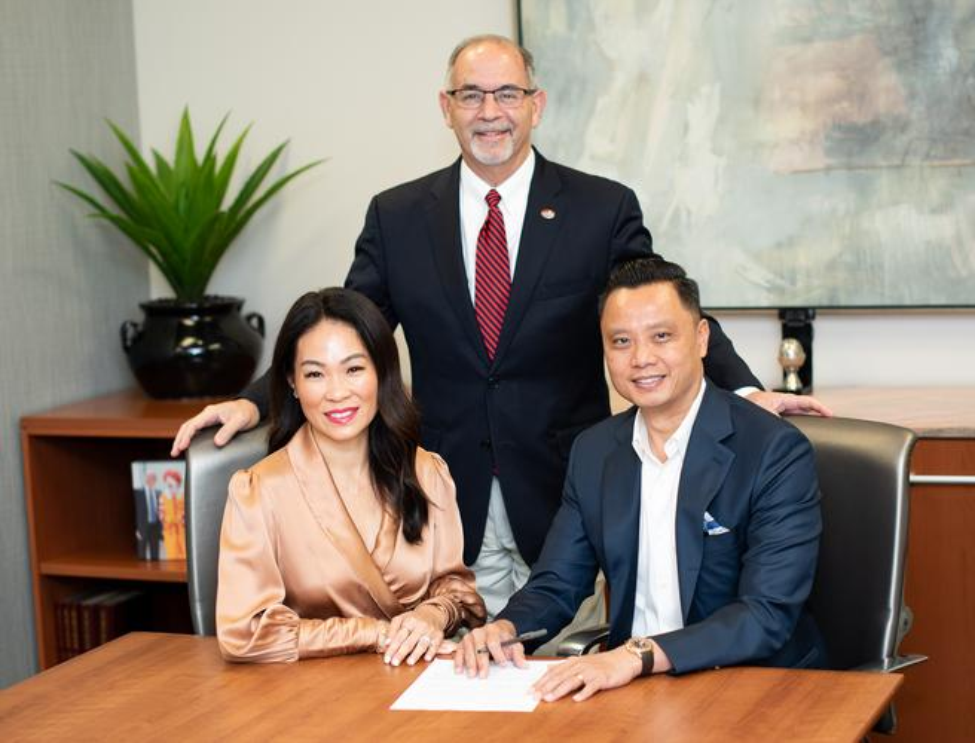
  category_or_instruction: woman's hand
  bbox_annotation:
[382,604,449,666]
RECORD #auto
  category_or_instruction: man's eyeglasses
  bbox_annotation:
[446,86,538,109]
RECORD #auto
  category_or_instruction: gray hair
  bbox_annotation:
[446,35,536,88]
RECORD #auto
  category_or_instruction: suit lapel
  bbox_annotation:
[286,425,405,619]
[674,385,735,622]
[601,409,642,646]
[424,159,489,365]
[492,151,565,365]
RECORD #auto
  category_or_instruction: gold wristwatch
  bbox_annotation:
[624,636,655,677]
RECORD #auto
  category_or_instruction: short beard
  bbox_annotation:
[470,133,514,166]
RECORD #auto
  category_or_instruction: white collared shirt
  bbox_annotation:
[631,380,707,638]
[458,150,535,301]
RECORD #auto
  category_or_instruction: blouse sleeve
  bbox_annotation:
[416,454,487,635]
[216,469,386,663]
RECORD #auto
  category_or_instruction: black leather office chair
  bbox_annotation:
[559,415,926,734]
[792,415,926,733]
[185,425,269,636]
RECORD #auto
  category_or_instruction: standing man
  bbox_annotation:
[455,257,824,701]
[172,36,828,616]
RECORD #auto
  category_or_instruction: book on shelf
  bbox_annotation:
[54,589,148,663]
[131,460,186,560]
[55,589,89,662]
[79,590,118,652]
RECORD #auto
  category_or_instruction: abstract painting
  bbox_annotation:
[521,0,975,307]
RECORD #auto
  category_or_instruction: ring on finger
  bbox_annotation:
[418,635,431,645]
[576,673,586,685]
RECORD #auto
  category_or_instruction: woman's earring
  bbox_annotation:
[291,387,298,399]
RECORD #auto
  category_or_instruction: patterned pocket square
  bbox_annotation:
[703,510,730,536]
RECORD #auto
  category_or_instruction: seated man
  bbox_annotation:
[454,256,825,702]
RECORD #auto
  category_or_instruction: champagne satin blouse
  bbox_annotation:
[216,424,485,663]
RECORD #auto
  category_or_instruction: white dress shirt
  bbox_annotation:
[631,380,707,638]
[458,153,538,611]
[458,150,535,300]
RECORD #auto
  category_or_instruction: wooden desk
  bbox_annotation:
[0,633,900,742]
[815,387,975,742]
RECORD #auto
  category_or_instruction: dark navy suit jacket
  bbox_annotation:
[499,383,825,673]
[246,151,761,566]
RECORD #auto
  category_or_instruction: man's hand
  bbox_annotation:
[532,647,642,703]
[170,400,261,456]
[746,390,833,418]
[453,620,526,678]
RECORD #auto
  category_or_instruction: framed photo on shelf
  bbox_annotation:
[131,460,186,560]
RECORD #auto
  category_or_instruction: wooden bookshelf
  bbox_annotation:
[40,553,186,583]
[21,389,222,669]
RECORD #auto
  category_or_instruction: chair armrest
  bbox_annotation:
[853,654,928,673]
[556,624,610,657]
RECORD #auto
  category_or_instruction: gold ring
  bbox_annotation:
[576,673,585,685]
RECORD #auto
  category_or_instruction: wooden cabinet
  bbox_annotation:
[896,438,975,742]
[816,387,975,743]
[21,390,218,669]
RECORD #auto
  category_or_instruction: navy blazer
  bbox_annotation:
[499,383,825,673]
[246,151,761,565]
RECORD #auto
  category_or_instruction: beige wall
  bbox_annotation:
[133,0,517,374]
[715,311,975,390]
[133,0,974,390]
[0,0,145,686]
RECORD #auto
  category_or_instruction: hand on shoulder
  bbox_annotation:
[170,399,261,456]
[745,390,833,418]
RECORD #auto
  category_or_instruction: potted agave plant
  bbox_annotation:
[59,109,320,398]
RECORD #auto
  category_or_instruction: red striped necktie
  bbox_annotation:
[474,189,510,360]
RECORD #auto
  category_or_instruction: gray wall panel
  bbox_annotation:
[0,0,144,687]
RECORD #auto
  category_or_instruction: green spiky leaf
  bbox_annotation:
[57,109,323,301]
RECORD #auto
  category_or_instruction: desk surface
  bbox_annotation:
[0,633,901,743]
[814,386,975,437]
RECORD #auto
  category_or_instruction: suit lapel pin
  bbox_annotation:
[540,207,556,220]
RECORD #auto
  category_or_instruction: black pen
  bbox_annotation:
[475,628,548,654]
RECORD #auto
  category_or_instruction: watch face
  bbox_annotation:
[626,637,655,676]
[627,637,654,653]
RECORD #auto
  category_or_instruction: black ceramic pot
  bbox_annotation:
[120,296,265,399]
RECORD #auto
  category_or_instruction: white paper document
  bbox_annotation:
[390,658,563,712]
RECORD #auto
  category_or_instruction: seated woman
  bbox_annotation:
[217,288,485,664]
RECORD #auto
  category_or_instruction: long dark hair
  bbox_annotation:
[267,288,429,543]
